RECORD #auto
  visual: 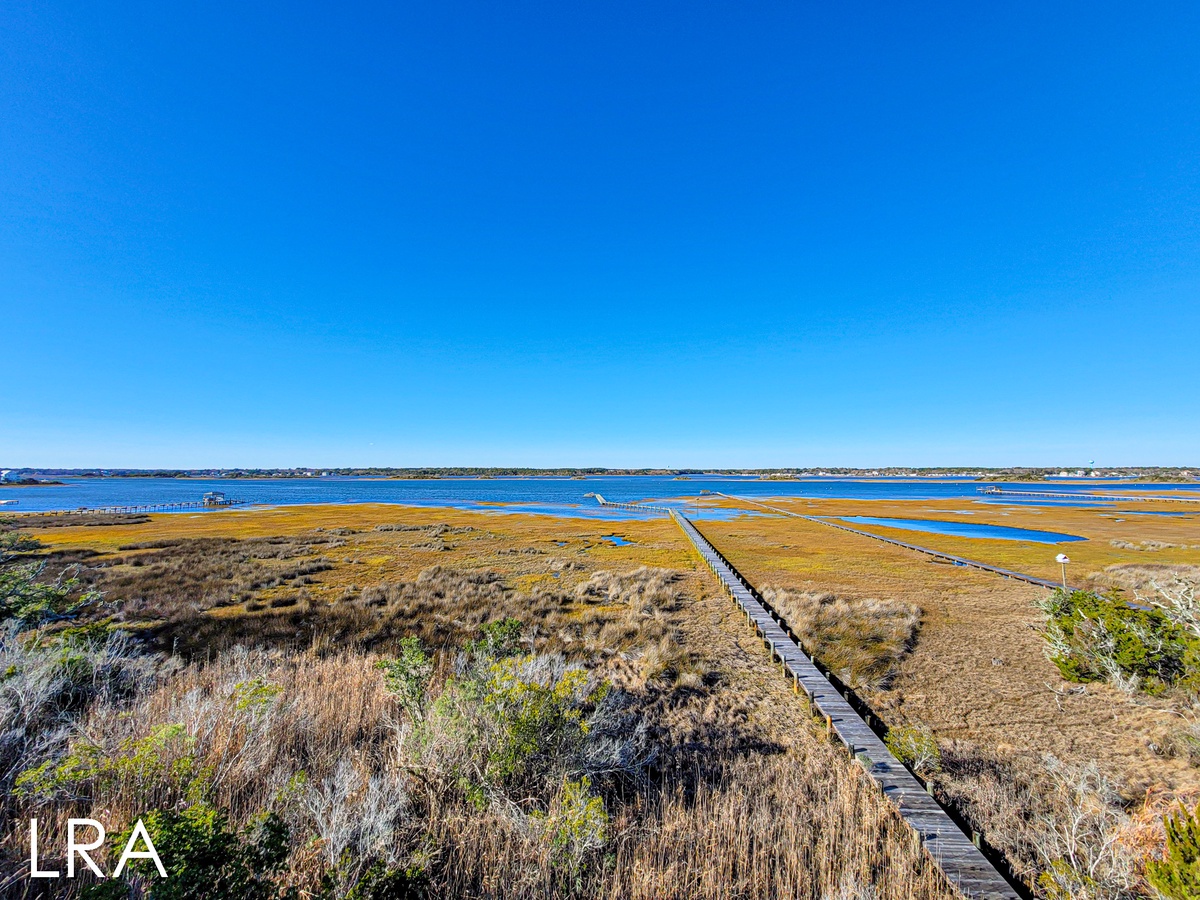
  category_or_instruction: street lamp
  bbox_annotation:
[1055,553,1070,591]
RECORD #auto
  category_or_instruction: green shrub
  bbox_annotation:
[377,636,433,721]
[1147,803,1200,900]
[467,617,525,661]
[231,676,283,713]
[481,657,601,790]
[0,529,42,562]
[15,723,202,802]
[0,560,102,627]
[334,862,430,900]
[533,775,609,881]
[1037,858,1100,900]
[1036,589,1200,694]
[84,803,295,900]
[884,725,941,774]
[414,651,609,806]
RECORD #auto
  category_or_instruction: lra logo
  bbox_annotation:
[29,818,166,879]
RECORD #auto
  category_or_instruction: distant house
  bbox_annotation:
[202,491,226,506]
[0,470,23,483]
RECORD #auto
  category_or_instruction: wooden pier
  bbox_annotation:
[22,498,248,516]
[673,510,1023,900]
[590,493,672,514]
[978,486,1200,504]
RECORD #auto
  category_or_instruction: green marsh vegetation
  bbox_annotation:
[0,522,957,900]
[8,504,1200,900]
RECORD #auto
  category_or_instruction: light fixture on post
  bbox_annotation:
[1055,553,1070,591]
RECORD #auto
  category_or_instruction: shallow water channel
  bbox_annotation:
[834,516,1087,544]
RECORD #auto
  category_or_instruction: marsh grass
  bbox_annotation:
[931,741,1146,899]
[0,541,962,900]
[762,587,920,689]
[41,534,339,622]
[4,643,955,900]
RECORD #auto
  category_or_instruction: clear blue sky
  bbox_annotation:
[3,2,1198,468]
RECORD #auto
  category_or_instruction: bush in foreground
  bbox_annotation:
[1146,802,1200,900]
[1036,589,1200,695]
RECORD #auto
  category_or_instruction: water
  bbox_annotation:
[601,535,633,546]
[6,475,1196,521]
[833,516,1087,544]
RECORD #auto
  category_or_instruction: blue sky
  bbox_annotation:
[3,2,1198,468]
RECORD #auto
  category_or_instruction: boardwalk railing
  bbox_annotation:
[672,510,1022,900]
[591,494,672,514]
[19,499,247,516]
[978,487,1200,505]
[719,494,1071,591]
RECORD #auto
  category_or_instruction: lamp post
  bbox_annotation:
[1055,553,1070,591]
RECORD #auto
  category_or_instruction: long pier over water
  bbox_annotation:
[979,486,1200,504]
[18,498,247,516]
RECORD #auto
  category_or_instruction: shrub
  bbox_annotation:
[86,802,295,900]
[407,648,611,808]
[0,624,156,792]
[303,758,409,892]
[15,722,203,804]
[376,636,433,722]
[467,617,525,661]
[0,559,102,627]
[1036,589,1200,694]
[0,529,42,562]
[533,775,609,882]
[884,726,941,775]
[480,655,601,791]
[335,862,430,900]
[1146,803,1200,900]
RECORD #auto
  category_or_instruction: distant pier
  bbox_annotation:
[978,486,1200,504]
[22,497,247,516]
[590,493,672,514]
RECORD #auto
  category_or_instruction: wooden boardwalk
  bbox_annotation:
[672,510,1022,900]
[19,499,247,516]
[979,487,1200,505]
[718,494,1072,591]
[589,493,672,514]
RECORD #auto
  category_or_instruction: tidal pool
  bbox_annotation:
[601,534,633,546]
[834,516,1087,544]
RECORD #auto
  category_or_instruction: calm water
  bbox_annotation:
[5,476,1197,521]
[834,516,1087,544]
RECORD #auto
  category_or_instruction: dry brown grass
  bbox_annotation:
[762,587,920,689]
[5,643,952,900]
[1092,563,1200,593]
[1,506,965,899]
[692,503,1200,801]
[929,740,1172,899]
